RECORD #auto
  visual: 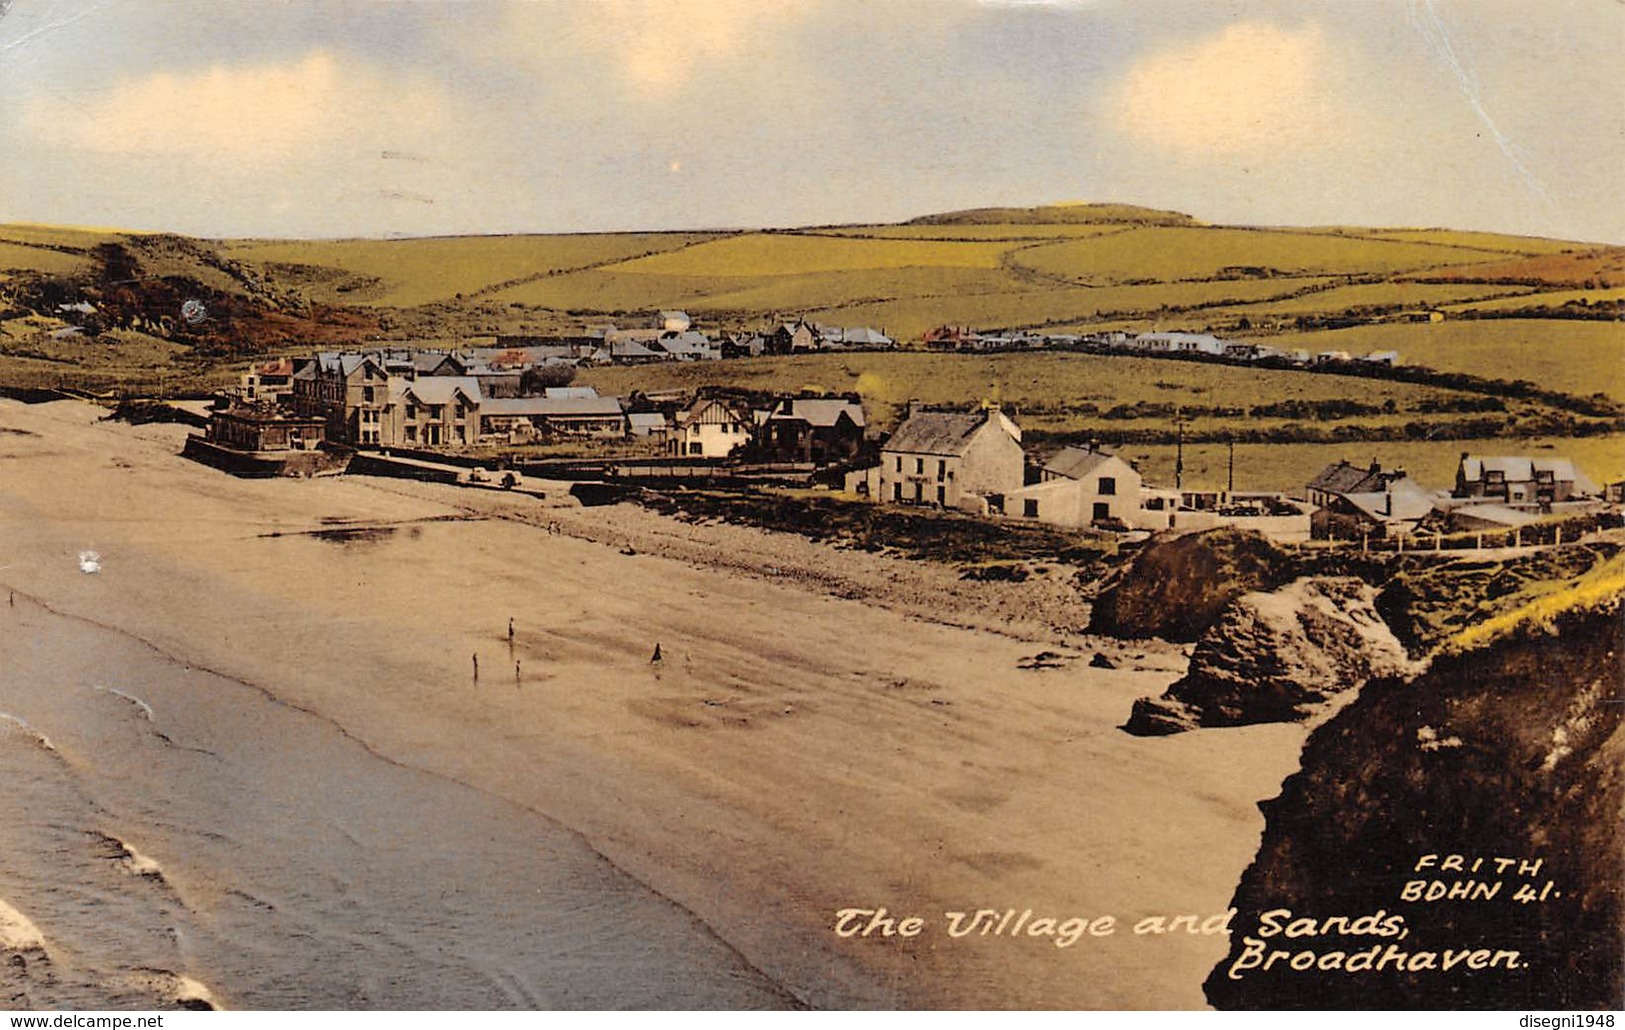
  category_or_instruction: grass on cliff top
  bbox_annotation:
[1446,553,1625,655]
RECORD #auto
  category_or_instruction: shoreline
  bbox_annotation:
[0,398,1309,1008]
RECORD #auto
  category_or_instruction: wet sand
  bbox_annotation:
[0,399,1309,1008]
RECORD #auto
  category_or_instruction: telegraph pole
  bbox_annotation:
[1175,416,1185,492]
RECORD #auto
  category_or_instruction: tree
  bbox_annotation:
[520,362,577,394]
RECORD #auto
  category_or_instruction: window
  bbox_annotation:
[455,404,466,420]
[1023,499,1039,518]
[430,405,444,420]
[1098,476,1116,496]
[363,387,375,403]
[689,442,702,455]
[404,425,417,442]
[915,458,925,475]
[1093,502,1110,521]
[894,456,902,472]
[937,460,946,482]
[893,482,902,502]
[936,486,945,505]
[405,403,416,419]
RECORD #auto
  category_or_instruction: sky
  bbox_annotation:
[0,0,1620,242]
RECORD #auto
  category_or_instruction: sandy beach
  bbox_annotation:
[0,398,1309,1009]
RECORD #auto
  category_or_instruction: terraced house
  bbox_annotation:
[290,352,390,445]
[387,376,483,447]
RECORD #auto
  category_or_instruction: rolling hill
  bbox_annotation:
[0,203,1618,404]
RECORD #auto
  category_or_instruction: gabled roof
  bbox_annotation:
[398,376,482,405]
[1461,455,1583,483]
[768,398,865,428]
[1043,447,1122,480]
[884,410,1006,457]
[1337,478,1436,523]
[1307,460,1390,495]
[543,386,599,399]
[627,412,669,429]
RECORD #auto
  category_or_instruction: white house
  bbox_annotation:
[671,397,753,458]
[1003,446,1142,527]
[878,407,1023,512]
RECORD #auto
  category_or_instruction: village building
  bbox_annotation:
[768,320,820,355]
[184,404,344,478]
[627,411,671,439]
[385,376,483,447]
[1003,445,1141,528]
[877,406,1023,512]
[670,397,753,458]
[240,358,299,404]
[761,397,866,465]
[204,405,327,453]
[1133,331,1225,356]
[1452,454,1598,506]
[290,352,390,445]
[1304,460,1436,539]
[1304,459,1408,509]
[479,395,627,440]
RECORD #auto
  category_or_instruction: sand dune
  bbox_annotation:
[0,398,1309,1008]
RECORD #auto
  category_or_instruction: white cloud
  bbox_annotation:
[1106,22,1348,156]
[22,51,453,166]
[504,0,816,98]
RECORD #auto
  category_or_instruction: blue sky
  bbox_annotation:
[1,0,1619,241]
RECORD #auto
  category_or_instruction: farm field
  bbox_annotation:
[220,233,722,307]
[1443,285,1625,312]
[1263,320,1625,402]
[1007,226,1513,284]
[582,351,1500,434]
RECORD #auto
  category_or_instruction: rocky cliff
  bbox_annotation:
[1205,586,1624,1009]
[1089,528,1297,642]
[1125,577,1414,735]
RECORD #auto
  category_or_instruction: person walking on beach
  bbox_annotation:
[472,653,479,681]
[508,617,515,642]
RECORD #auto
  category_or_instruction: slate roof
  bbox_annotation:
[1043,447,1119,480]
[769,399,865,428]
[482,396,624,417]
[397,376,482,405]
[1307,460,1391,495]
[883,411,997,457]
[1336,478,1436,523]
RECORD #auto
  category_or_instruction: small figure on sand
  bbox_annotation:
[515,660,522,686]
[472,653,479,680]
[507,617,515,642]
[650,643,663,664]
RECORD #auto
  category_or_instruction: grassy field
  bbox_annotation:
[0,322,235,396]
[1443,285,1625,312]
[0,243,90,276]
[581,351,1487,432]
[1263,320,1625,401]
[1209,280,1535,317]
[606,233,1012,276]
[813,224,1134,241]
[796,277,1337,340]
[1009,226,1510,284]
[1118,434,1625,495]
[221,233,721,307]
[1360,229,1584,255]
